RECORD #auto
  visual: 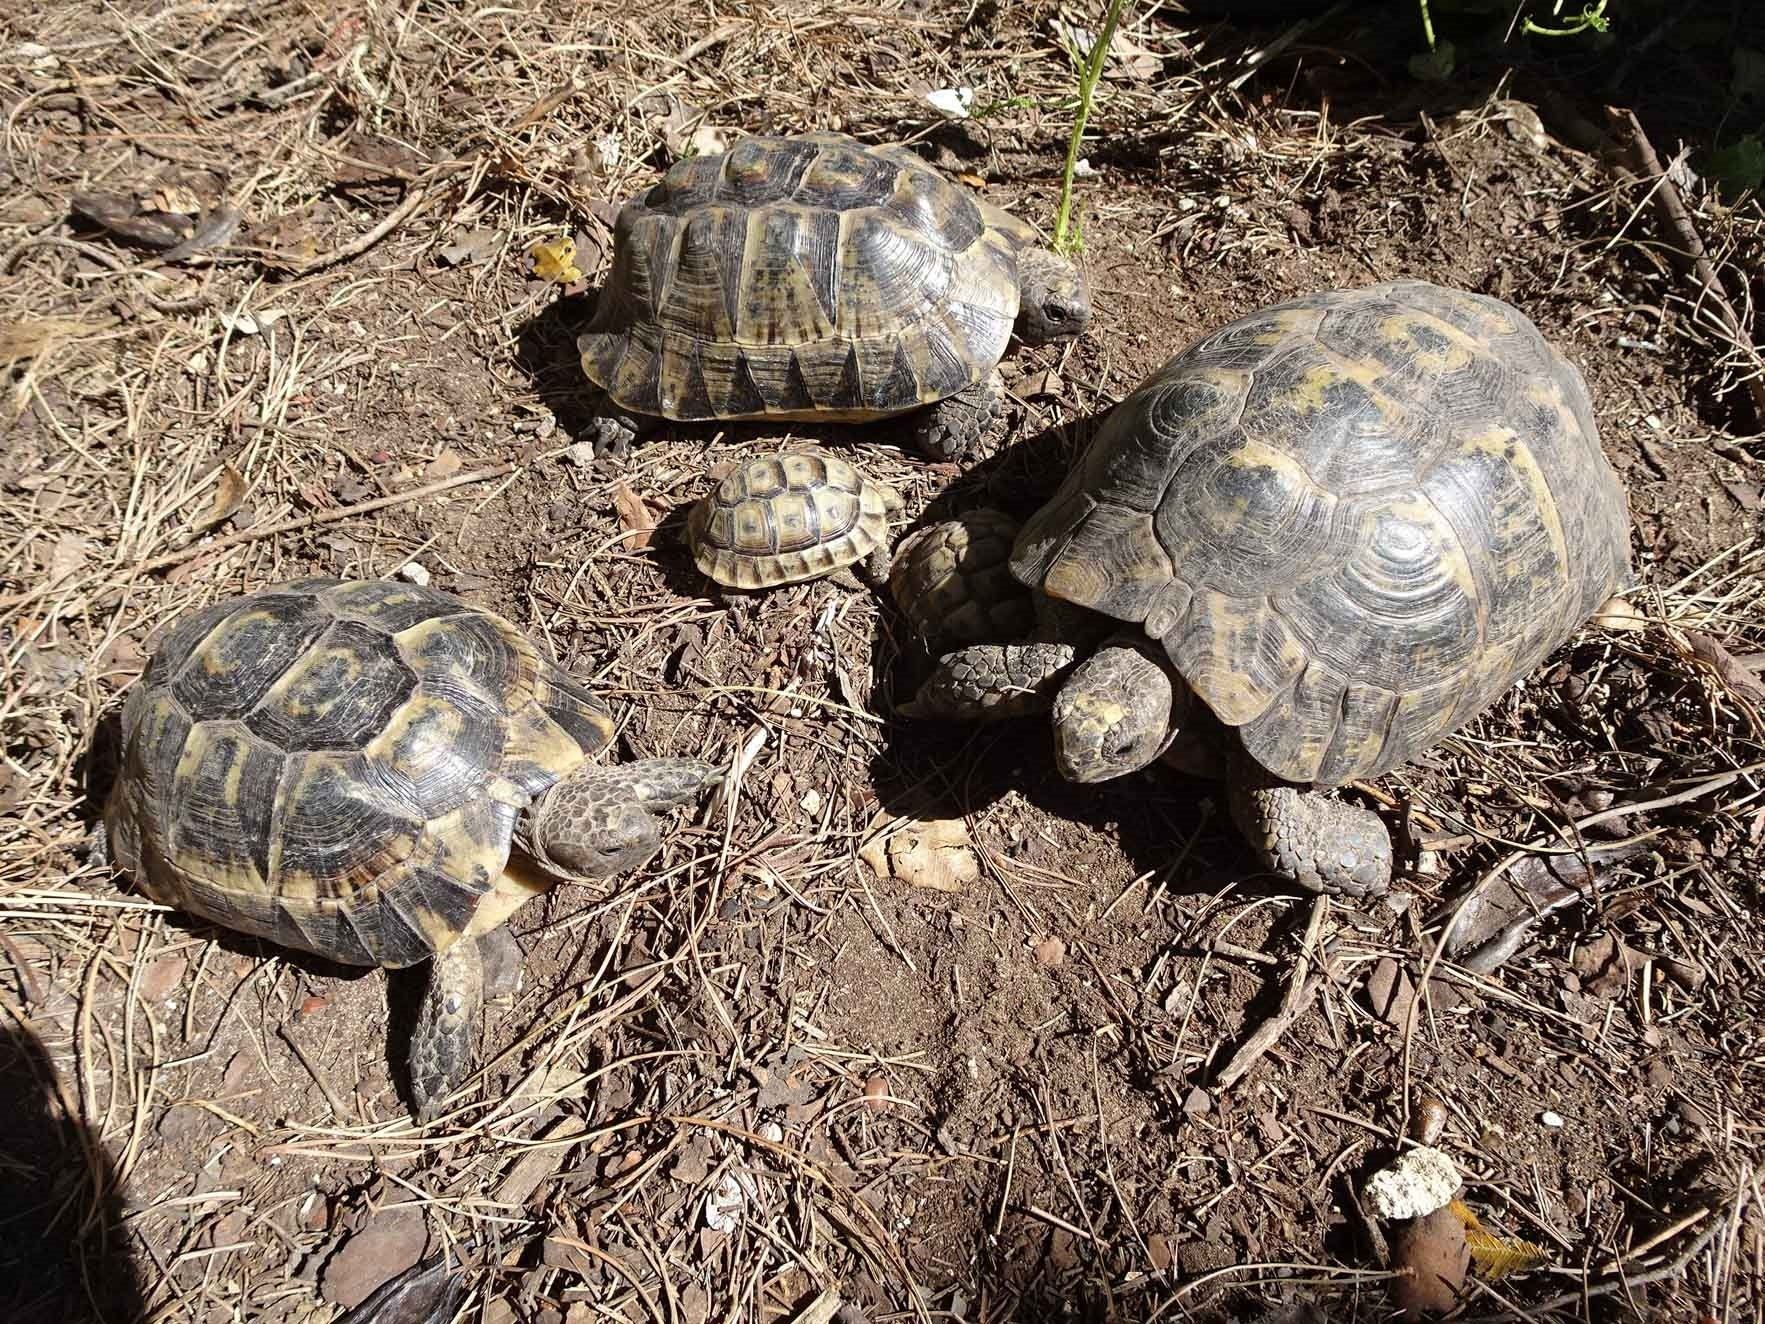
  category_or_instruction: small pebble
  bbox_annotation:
[863,1075,890,1114]
[1541,1110,1565,1129]
[397,561,430,587]
[757,1122,784,1144]
[1032,936,1066,967]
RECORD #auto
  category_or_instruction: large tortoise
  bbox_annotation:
[686,450,901,590]
[904,281,1633,894]
[97,578,721,1121]
[577,130,1091,462]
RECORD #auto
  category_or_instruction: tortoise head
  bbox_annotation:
[1015,249,1092,345]
[1051,638,1182,783]
[524,777,663,882]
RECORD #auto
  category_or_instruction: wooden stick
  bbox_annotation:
[1215,895,1332,1090]
[1608,107,1765,424]
[132,462,517,576]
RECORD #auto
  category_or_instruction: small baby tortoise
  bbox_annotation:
[577,130,1091,462]
[687,451,902,591]
[888,508,1038,650]
[905,281,1634,896]
[97,578,722,1122]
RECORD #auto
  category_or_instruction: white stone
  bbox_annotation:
[397,561,430,587]
[1363,1144,1460,1220]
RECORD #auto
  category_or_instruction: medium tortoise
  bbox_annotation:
[686,451,901,590]
[904,281,1633,895]
[577,130,1091,462]
[98,578,721,1121]
[888,508,1038,650]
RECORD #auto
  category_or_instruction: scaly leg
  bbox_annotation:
[911,370,1005,463]
[1224,742,1392,896]
[408,935,484,1124]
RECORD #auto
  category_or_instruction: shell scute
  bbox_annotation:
[169,592,331,719]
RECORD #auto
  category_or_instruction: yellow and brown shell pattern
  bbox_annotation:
[688,451,896,589]
[579,131,1028,423]
[104,579,615,969]
[1012,279,1633,788]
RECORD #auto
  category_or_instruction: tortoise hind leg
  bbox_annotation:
[911,369,1004,463]
[1224,743,1392,896]
[408,934,486,1124]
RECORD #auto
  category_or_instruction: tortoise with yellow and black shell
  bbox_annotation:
[98,577,721,1122]
[577,131,1091,462]
[904,281,1634,895]
[686,450,901,591]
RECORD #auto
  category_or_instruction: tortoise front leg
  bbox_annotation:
[898,641,1078,721]
[911,369,1005,463]
[1224,742,1392,896]
[408,934,485,1124]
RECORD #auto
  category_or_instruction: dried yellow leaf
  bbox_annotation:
[1448,1199,1549,1280]
[529,236,582,284]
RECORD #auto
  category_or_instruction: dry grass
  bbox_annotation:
[3,2,1765,1322]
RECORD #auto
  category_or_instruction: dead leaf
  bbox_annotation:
[138,955,188,1002]
[422,449,463,482]
[1033,935,1066,967]
[0,315,114,366]
[611,481,657,549]
[1024,368,1064,398]
[331,132,428,184]
[653,97,709,156]
[1364,956,1415,1027]
[150,183,204,215]
[71,190,189,249]
[1571,933,1636,999]
[528,235,583,284]
[858,815,978,892]
[688,123,732,157]
[438,227,499,267]
[160,206,242,262]
[1441,840,1649,971]
[1449,1200,1548,1279]
[197,463,246,531]
[48,532,87,581]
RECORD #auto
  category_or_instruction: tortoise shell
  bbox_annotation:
[889,509,1037,648]
[688,451,897,589]
[104,578,614,969]
[1011,280,1633,787]
[578,131,1032,424]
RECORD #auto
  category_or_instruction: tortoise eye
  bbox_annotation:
[1043,302,1068,324]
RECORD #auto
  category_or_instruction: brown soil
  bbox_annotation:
[2,4,1762,1323]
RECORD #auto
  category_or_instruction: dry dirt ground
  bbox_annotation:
[3,3,1764,1323]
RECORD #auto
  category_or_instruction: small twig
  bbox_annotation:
[291,180,441,276]
[1215,895,1332,1090]
[1607,108,1765,424]
[1515,1221,1723,1315]
[277,1024,355,1124]
[133,463,518,577]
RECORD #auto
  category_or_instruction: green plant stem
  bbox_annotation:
[1052,0,1130,254]
[1417,0,1436,50]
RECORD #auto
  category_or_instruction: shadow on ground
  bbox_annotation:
[0,1014,145,1324]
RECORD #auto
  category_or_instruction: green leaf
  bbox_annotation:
[1707,135,1765,196]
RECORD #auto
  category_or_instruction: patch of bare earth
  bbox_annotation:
[1,3,1761,1322]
